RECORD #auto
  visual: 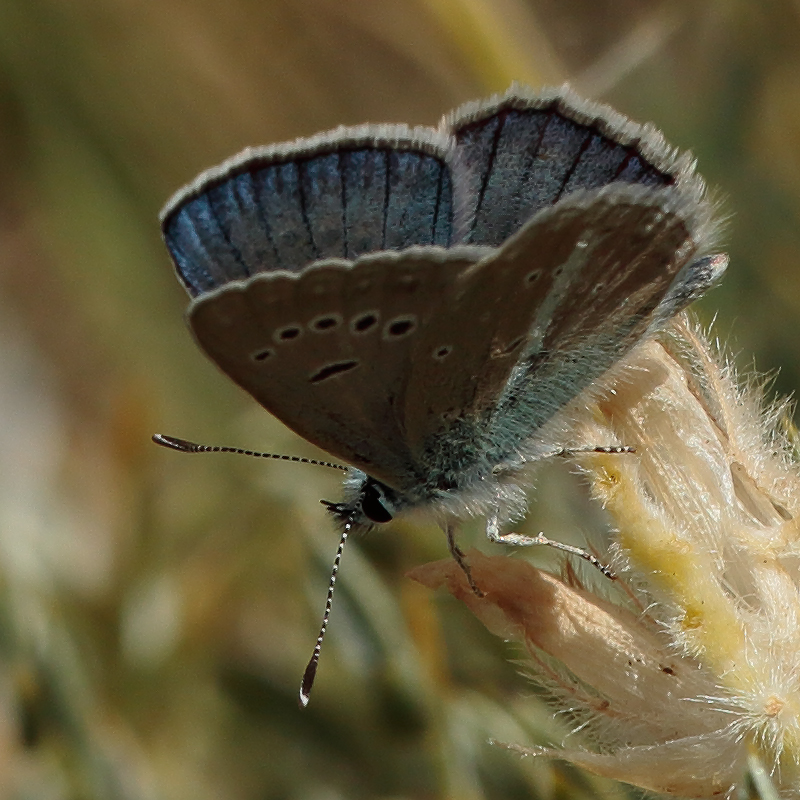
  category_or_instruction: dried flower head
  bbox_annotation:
[410,314,800,798]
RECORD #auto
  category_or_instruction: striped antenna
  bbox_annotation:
[153,431,355,708]
[298,515,353,708]
[152,434,348,471]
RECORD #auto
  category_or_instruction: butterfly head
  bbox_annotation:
[321,470,403,527]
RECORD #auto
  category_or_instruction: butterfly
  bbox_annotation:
[158,85,726,703]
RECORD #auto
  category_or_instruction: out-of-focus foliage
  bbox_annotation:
[0,1,796,798]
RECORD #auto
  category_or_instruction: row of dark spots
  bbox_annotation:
[271,311,413,342]
[322,314,416,338]
[249,313,420,364]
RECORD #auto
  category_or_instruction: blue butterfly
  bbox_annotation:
[159,86,726,703]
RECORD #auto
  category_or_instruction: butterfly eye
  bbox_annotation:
[360,481,394,524]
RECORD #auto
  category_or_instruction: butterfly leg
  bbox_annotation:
[491,446,633,479]
[549,444,634,458]
[444,522,485,597]
[485,511,615,580]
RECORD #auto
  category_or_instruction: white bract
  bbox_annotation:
[412,316,800,798]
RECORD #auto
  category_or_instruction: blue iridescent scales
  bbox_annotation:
[165,143,454,293]
[163,90,679,292]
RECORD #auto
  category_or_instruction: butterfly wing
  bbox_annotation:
[395,89,721,478]
[187,247,490,489]
[161,126,487,489]
[400,183,722,480]
[161,123,454,296]
[447,86,692,246]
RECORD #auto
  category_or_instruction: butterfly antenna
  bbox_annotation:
[152,433,348,472]
[299,517,352,708]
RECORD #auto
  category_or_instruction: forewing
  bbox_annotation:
[187,247,489,490]
[161,125,454,296]
[447,87,698,246]
[402,183,719,460]
[161,127,461,490]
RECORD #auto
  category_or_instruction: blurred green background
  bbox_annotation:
[0,1,797,798]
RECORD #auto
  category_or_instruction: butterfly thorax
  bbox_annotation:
[329,410,532,529]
